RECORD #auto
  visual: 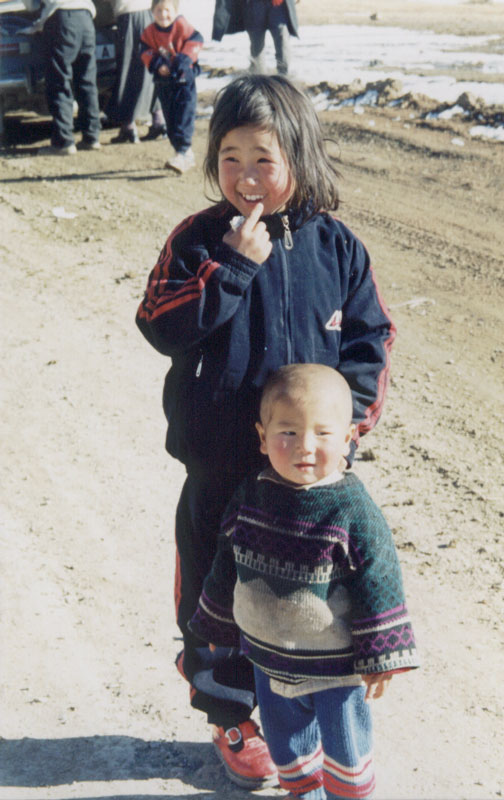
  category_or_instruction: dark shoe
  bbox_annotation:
[40,143,77,156]
[141,124,168,141]
[212,721,278,789]
[80,139,101,151]
[110,129,139,144]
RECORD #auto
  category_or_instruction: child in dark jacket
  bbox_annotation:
[136,74,396,790]
[140,0,203,172]
[190,364,419,799]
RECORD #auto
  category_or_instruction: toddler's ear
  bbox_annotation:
[342,423,356,457]
[255,422,268,455]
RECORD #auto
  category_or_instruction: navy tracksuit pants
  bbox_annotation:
[174,472,257,728]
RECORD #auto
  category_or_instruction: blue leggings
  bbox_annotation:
[254,667,375,799]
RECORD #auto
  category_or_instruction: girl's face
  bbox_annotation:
[152,0,177,27]
[217,125,294,217]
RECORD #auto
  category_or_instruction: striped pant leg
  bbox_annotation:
[314,686,375,799]
[253,667,325,799]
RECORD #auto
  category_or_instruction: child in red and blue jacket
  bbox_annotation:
[140,0,203,172]
[136,74,396,790]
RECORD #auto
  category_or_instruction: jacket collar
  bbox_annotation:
[221,201,313,239]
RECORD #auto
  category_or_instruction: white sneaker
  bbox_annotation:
[165,148,195,174]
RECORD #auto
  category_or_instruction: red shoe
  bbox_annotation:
[212,720,278,789]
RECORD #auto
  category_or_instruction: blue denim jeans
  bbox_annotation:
[254,667,375,799]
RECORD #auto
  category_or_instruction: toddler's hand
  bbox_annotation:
[362,673,392,701]
[158,64,170,77]
[223,203,272,263]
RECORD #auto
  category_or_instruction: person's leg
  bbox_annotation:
[143,91,166,139]
[247,29,267,73]
[267,1,291,74]
[174,474,256,724]
[72,10,100,145]
[314,687,375,800]
[163,76,197,172]
[174,476,276,788]
[155,80,173,144]
[110,10,160,141]
[254,667,325,799]
[43,10,79,148]
[270,23,291,75]
[244,0,268,73]
[150,105,165,130]
[121,10,155,123]
[106,13,138,141]
[166,74,196,154]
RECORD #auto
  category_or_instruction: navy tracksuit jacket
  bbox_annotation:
[136,200,396,725]
[137,201,395,477]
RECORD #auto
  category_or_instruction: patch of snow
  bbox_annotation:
[470,125,504,141]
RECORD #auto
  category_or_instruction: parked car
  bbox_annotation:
[0,0,117,142]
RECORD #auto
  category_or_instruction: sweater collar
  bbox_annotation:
[258,465,345,490]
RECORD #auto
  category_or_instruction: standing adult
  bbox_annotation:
[212,0,299,76]
[106,0,166,144]
[28,0,101,154]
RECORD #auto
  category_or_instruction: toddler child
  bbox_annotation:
[140,0,203,172]
[136,74,396,789]
[190,363,419,800]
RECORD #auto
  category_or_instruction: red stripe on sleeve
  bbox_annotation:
[137,211,221,322]
[353,263,396,445]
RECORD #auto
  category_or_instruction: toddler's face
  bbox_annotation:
[217,125,294,218]
[256,395,354,485]
[153,0,177,27]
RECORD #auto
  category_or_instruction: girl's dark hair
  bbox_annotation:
[204,74,340,216]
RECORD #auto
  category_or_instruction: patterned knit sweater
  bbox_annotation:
[189,470,419,686]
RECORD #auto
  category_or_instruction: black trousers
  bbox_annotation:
[43,9,100,147]
[174,472,256,728]
[156,73,197,154]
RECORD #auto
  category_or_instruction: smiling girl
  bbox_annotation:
[136,74,396,791]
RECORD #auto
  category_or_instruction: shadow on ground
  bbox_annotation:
[2,111,118,147]
[0,735,280,799]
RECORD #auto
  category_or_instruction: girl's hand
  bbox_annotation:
[362,673,392,701]
[223,203,272,263]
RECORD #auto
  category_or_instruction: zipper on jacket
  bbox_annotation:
[281,214,293,250]
[278,230,293,363]
[195,354,203,377]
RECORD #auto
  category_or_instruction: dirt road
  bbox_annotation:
[1,2,503,798]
